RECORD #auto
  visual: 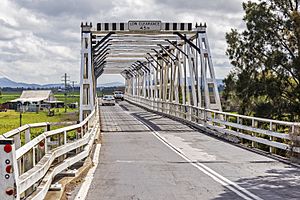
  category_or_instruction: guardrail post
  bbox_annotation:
[188,106,192,121]
[46,123,50,131]
[24,129,30,144]
[45,137,50,154]
[204,109,207,126]
[289,125,300,162]
[269,122,274,154]
[237,116,240,132]
[32,147,36,166]
[0,138,20,200]
[64,130,67,145]
[13,132,21,150]
[251,119,255,148]
[213,111,216,125]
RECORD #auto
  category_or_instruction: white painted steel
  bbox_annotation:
[125,95,300,154]
[0,100,100,200]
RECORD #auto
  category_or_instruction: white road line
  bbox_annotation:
[132,114,263,200]
[74,144,101,200]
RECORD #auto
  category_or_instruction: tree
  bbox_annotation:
[225,0,300,120]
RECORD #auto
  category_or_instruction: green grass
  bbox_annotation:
[0,108,79,135]
[0,91,81,135]
[0,91,80,105]
[0,92,21,104]
[54,92,80,105]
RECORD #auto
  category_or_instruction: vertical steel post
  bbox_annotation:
[80,22,95,121]
[197,24,222,111]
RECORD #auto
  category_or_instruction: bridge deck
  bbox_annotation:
[85,101,299,200]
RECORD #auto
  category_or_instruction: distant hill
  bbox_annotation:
[0,77,64,88]
[0,77,125,89]
[0,77,42,88]
[98,82,125,88]
[1,77,223,89]
[184,78,224,86]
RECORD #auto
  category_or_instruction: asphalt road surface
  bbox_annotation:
[85,101,299,200]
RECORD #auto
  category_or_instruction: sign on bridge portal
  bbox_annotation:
[128,21,161,31]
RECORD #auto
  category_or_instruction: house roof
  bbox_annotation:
[10,90,53,103]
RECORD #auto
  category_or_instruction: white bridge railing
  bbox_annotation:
[0,101,100,200]
[126,95,300,158]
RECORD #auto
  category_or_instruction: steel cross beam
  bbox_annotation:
[94,52,109,67]
[147,53,163,68]
[165,39,188,57]
[92,32,114,50]
[136,61,150,72]
[145,57,158,70]
[157,44,178,62]
[152,49,171,64]
[93,43,111,57]
[94,48,110,63]
[173,32,201,53]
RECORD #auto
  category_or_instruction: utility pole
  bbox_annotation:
[61,73,70,113]
[18,103,22,127]
[71,81,77,93]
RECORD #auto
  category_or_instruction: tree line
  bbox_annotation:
[223,0,300,121]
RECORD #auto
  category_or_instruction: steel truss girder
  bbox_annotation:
[80,21,222,122]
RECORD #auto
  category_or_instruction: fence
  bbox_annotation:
[125,95,300,159]
[0,101,99,200]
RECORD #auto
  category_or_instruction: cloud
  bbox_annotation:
[0,0,246,84]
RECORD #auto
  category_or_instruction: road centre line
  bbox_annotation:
[130,112,263,200]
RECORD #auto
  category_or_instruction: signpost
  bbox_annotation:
[128,21,161,31]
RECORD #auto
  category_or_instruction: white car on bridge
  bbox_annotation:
[102,95,115,106]
[113,91,124,101]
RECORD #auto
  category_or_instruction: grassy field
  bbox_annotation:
[0,108,78,135]
[0,91,80,134]
[55,92,80,105]
[0,90,112,135]
[0,91,80,106]
[0,92,21,104]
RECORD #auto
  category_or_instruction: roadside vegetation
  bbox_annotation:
[223,0,300,122]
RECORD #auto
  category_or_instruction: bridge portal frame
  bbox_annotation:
[80,21,222,121]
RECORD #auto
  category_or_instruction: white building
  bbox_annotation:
[11,90,56,111]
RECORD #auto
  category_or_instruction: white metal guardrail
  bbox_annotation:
[125,95,300,157]
[0,101,100,200]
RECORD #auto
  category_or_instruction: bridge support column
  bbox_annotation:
[197,25,222,111]
[80,23,96,121]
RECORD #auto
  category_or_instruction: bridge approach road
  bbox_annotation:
[85,101,299,200]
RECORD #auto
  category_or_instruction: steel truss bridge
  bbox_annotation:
[0,21,299,200]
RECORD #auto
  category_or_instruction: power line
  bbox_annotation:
[61,73,70,113]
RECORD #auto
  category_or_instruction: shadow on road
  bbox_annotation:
[213,167,300,200]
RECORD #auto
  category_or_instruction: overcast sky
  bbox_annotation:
[0,0,246,84]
